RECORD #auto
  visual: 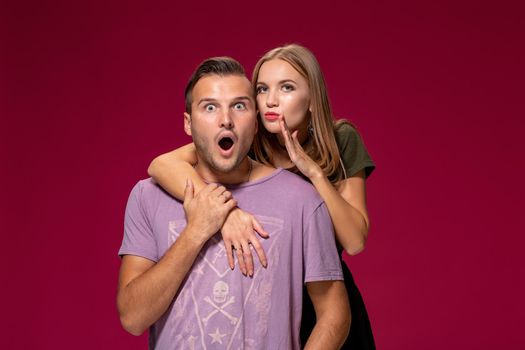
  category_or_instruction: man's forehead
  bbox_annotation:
[192,74,254,102]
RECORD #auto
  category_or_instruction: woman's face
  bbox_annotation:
[255,59,311,137]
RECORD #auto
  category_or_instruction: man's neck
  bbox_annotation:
[194,158,252,185]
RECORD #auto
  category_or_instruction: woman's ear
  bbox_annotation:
[184,112,192,136]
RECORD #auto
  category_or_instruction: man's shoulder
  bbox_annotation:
[268,169,323,203]
[273,168,309,184]
[131,177,159,194]
[129,178,174,203]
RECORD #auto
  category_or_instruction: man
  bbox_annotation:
[117,57,350,349]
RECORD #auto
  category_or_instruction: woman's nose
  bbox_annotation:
[266,90,278,107]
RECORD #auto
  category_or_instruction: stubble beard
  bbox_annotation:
[193,133,246,176]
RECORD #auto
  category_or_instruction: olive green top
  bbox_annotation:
[335,123,375,179]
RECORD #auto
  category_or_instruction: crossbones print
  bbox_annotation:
[202,296,238,325]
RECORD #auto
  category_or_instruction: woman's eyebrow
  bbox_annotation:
[257,79,296,85]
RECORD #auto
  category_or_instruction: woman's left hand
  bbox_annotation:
[279,116,323,180]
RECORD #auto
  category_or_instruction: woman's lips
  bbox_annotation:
[264,112,280,121]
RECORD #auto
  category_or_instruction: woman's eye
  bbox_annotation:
[205,105,216,112]
[282,84,295,92]
[256,86,268,94]
[233,103,246,110]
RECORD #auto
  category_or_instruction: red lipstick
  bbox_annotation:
[264,112,280,121]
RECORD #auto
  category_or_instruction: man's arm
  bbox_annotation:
[303,280,351,350]
[117,181,237,335]
[117,232,205,335]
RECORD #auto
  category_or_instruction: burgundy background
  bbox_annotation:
[2,0,524,349]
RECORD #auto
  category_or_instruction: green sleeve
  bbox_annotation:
[335,123,376,178]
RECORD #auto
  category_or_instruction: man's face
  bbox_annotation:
[184,74,257,176]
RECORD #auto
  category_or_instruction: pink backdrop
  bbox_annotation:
[3,0,524,348]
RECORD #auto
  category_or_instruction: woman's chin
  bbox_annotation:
[262,122,281,134]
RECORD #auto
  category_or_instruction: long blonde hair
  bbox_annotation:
[251,44,346,184]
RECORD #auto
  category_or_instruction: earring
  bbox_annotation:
[308,122,314,136]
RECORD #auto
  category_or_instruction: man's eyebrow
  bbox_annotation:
[197,96,253,105]
[233,96,254,102]
[196,97,217,105]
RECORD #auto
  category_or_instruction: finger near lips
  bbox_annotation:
[282,115,291,132]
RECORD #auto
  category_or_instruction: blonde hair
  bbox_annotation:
[251,44,346,184]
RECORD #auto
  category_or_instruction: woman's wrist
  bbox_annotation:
[223,206,241,226]
[307,166,325,182]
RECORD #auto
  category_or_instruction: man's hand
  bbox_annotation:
[183,180,237,244]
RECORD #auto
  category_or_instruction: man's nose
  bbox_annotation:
[219,109,234,129]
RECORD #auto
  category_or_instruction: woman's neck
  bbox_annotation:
[271,146,294,169]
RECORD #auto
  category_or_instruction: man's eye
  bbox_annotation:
[282,84,295,92]
[205,105,216,112]
[233,103,246,110]
[256,86,267,94]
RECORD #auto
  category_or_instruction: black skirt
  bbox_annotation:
[300,260,375,349]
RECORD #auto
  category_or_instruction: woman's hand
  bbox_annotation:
[279,116,323,180]
[221,208,269,277]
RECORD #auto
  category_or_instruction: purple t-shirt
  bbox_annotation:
[119,168,343,350]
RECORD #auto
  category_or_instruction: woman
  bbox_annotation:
[148,44,376,349]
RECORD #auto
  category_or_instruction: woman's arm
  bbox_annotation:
[279,118,369,255]
[309,171,369,255]
[148,143,206,199]
[147,144,269,275]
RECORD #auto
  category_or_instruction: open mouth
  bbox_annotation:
[218,136,234,151]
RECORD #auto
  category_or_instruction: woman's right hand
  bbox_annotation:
[221,208,269,276]
[279,116,323,180]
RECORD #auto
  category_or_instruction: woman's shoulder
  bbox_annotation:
[333,119,376,178]
[334,120,363,150]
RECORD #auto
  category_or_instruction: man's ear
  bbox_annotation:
[254,112,259,134]
[184,112,192,136]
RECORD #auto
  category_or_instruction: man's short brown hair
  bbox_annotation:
[185,57,246,114]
